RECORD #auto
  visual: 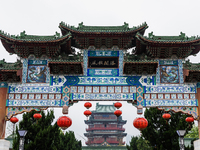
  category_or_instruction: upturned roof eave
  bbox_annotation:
[0,31,72,43]
[59,22,148,35]
[136,32,200,45]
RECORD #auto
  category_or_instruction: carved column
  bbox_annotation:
[0,82,8,139]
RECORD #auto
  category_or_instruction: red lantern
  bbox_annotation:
[33,113,42,120]
[186,117,194,123]
[57,116,72,130]
[10,117,18,124]
[114,110,122,117]
[162,113,171,120]
[133,117,148,131]
[114,102,122,109]
[84,110,92,117]
[84,102,92,109]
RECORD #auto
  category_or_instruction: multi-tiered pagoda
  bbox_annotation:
[84,103,127,146]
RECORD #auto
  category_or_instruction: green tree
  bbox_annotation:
[141,108,193,150]
[185,125,199,138]
[136,137,152,150]
[126,136,139,150]
[58,131,82,150]
[13,110,82,150]
[127,136,152,150]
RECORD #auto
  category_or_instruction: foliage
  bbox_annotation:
[141,108,194,150]
[126,136,152,150]
[126,136,138,150]
[13,110,81,150]
[58,131,82,150]
[185,125,199,139]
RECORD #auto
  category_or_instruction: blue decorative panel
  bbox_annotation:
[159,60,178,65]
[88,51,119,57]
[22,94,27,99]
[165,94,170,99]
[158,94,163,99]
[85,86,92,93]
[22,59,28,83]
[178,94,183,99]
[0,82,8,88]
[83,50,88,76]
[71,93,135,100]
[184,94,189,99]
[8,94,14,99]
[78,86,84,93]
[8,86,62,93]
[28,60,47,65]
[160,66,179,83]
[93,87,99,93]
[145,84,196,93]
[144,99,198,107]
[29,94,34,99]
[178,60,184,84]
[100,86,107,93]
[87,69,119,76]
[122,86,129,93]
[50,75,156,86]
[119,50,123,76]
[108,87,114,93]
[27,65,47,83]
[7,100,61,106]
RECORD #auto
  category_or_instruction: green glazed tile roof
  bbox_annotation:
[0,30,71,42]
[60,22,148,33]
[183,61,200,71]
[136,32,200,43]
[0,59,21,70]
[95,103,116,113]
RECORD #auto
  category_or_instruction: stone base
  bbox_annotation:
[0,139,10,150]
[194,139,200,150]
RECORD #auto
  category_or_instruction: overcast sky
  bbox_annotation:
[1,0,200,146]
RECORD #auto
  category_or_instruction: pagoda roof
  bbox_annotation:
[59,22,148,34]
[0,30,71,43]
[0,59,21,82]
[183,61,200,71]
[0,59,21,71]
[137,32,200,44]
[94,103,116,113]
[0,30,72,58]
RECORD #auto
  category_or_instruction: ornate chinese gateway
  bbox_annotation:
[0,22,200,140]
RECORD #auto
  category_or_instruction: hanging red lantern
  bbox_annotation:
[114,110,122,117]
[162,113,171,120]
[33,113,42,120]
[10,117,18,124]
[186,117,194,123]
[133,117,148,131]
[84,102,92,109]
[84,110,92,117]
[57,116,72,130]
[114,102,122,109]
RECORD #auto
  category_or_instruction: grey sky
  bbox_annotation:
[1,0,199,146]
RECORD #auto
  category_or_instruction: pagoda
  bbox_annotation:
[84,103,127,146]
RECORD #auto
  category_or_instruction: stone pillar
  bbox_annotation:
[0,82,8,139]
[194,88,200,150]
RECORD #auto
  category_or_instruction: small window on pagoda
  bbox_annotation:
[104,124,107,128]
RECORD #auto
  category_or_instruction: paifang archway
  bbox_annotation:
[0,22,199,139]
